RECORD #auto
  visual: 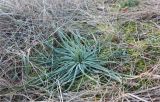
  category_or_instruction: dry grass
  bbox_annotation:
[0,0,160,101]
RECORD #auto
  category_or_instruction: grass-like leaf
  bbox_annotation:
[27,31,122,90]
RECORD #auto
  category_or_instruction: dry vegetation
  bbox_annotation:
[0,0,160,101]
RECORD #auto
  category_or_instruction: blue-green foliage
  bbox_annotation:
[27,31,121,90]
[120,0,139,8]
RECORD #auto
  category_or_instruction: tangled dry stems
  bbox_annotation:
[0,0,160,101]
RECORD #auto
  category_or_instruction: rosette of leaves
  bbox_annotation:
[27,31,121,90]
